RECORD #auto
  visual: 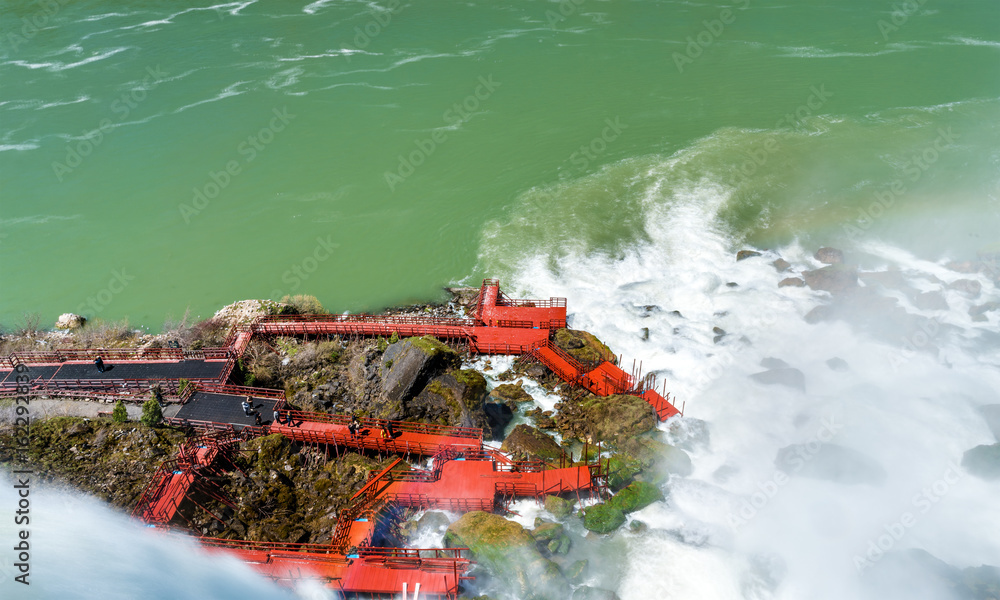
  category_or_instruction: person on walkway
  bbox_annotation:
[254,411,263,427]
[242,398,253,416]
[348,417,360,438]
[94,357,105,373]
[273,409,283,425]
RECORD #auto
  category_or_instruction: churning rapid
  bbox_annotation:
[2,0,999,598]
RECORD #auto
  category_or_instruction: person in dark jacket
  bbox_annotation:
[94,357,106,373]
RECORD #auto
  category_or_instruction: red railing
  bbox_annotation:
[195,382,287,399]
[5,347,232,364]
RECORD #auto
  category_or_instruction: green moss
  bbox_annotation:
[543,495,575,519]
[605,454,644,490]
[554,329,616,365]
[582,503,626,534]
[407,335,455,358]
[606,481,664,513]
[425,380,456,403]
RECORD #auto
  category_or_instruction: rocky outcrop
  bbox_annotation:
[445,511,568,599]
[736,250,762,261]
[778,277,806,288]
[531,520,571,556]
[554,328,616,365]
[776,443,886,485]
[489,382,533,406]
[501,424,565,463]
[606,481,663,513]
[381,336,459,407]
[582,503,626,534]
[212,299,294,326]
[406,369,488,429]
[772,258,791,272]
[543,495,575,519]
[55,313,86,330]
[554,394,656,444]
[750,367,806,392]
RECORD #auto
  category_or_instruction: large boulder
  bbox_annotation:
[750,367,806,392]
[501,424,565,463]
[814,247,844,264]
[55,313,86,330]
[406,369,488,429]
[736,250,762,261]
[582,503,626,534]
[554,328,616,365]
[445,512,568,599]
[490,382,534,406]
[531,520,571,556]
[775,443,886,485]
[554,394,656,444]
[962,444,1000,480]
[606,481,664,513]
[381,336,460,406]
[543,495,575,519]
[802,264,859,295]
[617,434,693,478]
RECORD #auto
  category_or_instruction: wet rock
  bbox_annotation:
[760,357,790,370]
[55,313,86,330]
[445,512,568,599]
[554,394,657,444]
[814,247,844,264]
[531,521,571,556]
[962,443,1000,480]
[640,327,649,341]
[802,264,859,295]
[544,495,575,519]
[666,418,710,452]
[617,435,693,478]
[407,369,488,429]
[726,282,739,288]
[607,481,664,513]
[489,382,533,406]
[909,291,949,311]
[501,424,565,463]
[970,301,1000,320]
[669,310,683,318]
[525,363,549,379]
[565,559,589,584]
[775,443,887,485]
[979,405,1000,441]
[948,278,982,297]
[629,520,648,534]
[554,328,615,364]
[749,368,806,392]
[573,586,621,600]
[737,250,762,261]
[582,503,626,534]
[826,357,849,371]
[713,327,727,344]
[772,258,791,272]
[779,277,806,288]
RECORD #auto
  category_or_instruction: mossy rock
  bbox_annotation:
[617,435,693,478]
[605,453,645,491]
[565,559,589,583]
[501,424,565,463]
[407,335,458,359]
[607,481,664,513]
[445,512,568,598]
[452,369,487,411]
[554,329,616,365]
[582,503,626,534]
[490,382,533,404]
[531,521,571,556]
[555,394,656,444]
[543,495,575,519]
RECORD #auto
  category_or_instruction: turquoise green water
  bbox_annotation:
[1,0,998,329]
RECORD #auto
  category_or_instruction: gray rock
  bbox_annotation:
[962,443,1000,480]
[760,357,790,369]
[773,258,791,272]
[814,247,844,264]
[381,337,458,405]
[779,277,806,288]
[803,265,859,295]
[826,357,849,371]
[909,291,949,311]
[737,250,762,261]
[948,278,982,297]
[750,368,806,392]
[776,443,886,485]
